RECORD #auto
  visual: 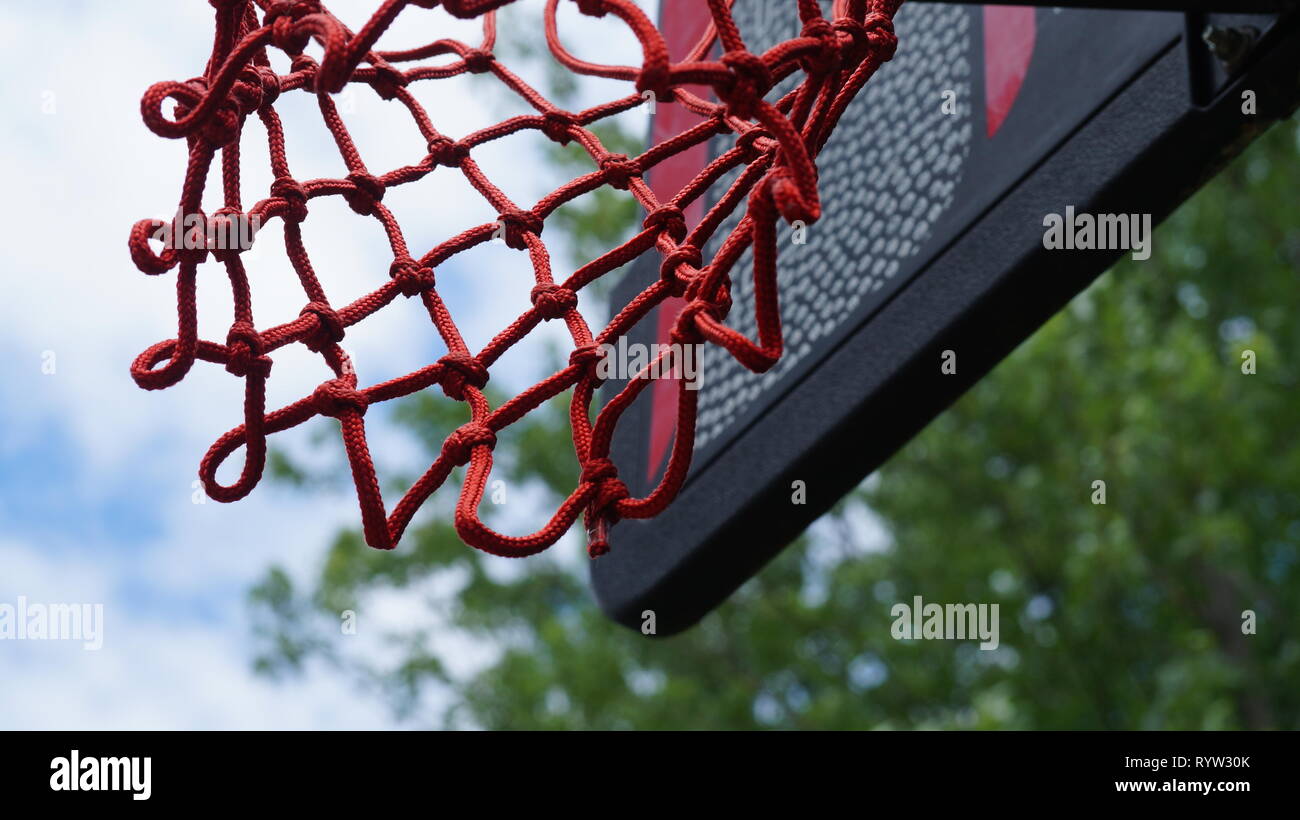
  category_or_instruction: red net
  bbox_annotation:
[129,0,902,557]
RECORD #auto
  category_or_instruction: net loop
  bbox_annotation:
[580,457,629,558]
[426,136,469,167]
[442,422,497,466]
[800,17,841,74]
[312,377,369,419]
[767,164,819,225]
[541,110,578,144]
[530,284,578,321]
[299,302,346,352]
[569,343,604,383]
[438,352,489,401]
[389,258,436,298]
[290,53,319,75]
[861,11,899,62]
[736,126,776,162]
[659,244,702,297]
[234,65,282,113]
[719,51,773,120]
[129,219,178,275]
[266,0,321,55]
[369,63,409,100]
[175,212,211,267]
[598,153,640,191]
[344,171,386,216]
[461,48,495,74]
[499,208,543,250]
[643,205,687,243]
[224,321,272,379]
[633,61,671,102]
[209,208,251,263]
[270,176,309,223]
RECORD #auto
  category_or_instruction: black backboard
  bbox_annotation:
[592,1,1300,634]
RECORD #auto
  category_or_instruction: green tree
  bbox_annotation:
[250,87,1300,728]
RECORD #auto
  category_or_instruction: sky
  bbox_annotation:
[0,0,652,729]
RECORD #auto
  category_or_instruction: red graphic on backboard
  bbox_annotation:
[645,0,712,481]
[983,6,1036,138]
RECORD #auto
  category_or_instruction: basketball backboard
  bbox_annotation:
[591,0,1300,634]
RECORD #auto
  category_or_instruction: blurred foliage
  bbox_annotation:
[250,93,1300,727]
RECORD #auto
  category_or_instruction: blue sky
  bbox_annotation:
[0,0,651,729]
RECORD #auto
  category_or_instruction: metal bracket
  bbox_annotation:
[1184,11,1281,109]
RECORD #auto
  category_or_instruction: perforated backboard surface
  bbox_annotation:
[592,1,1300,634]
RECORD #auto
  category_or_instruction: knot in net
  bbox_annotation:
[130,0,903,557]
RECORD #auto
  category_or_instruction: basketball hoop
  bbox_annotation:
[128,0,903,557]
